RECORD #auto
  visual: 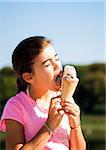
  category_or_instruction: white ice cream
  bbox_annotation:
[63,65,77,79]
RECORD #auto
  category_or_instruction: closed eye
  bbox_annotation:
[42,53,60,67]
[55,54,60,61]
[43,59,51,67]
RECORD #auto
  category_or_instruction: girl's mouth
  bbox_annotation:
[55,70,63,87]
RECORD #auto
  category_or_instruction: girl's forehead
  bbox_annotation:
[39,45,56,58]
[43,45,56,55]
[33,45,56,63]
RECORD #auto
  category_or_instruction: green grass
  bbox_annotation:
[81,115,105,139]
[81,114,105,141]
[0,132,6,141]
[81,114,105,149]
[0,132,6,150]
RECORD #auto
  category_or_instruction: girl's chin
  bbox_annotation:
[53,88,61,92]
[51,84,61,92]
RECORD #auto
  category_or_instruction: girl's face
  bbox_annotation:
[31,44,62,91]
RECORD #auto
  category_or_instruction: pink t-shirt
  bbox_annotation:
[0,92,70,150]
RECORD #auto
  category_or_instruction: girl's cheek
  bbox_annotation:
[43,67,53,78]
[45,66,54,73]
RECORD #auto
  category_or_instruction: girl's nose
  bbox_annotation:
[53,60,62,70]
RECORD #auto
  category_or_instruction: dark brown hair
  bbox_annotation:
[12,36,51,93]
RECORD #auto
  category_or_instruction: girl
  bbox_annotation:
[0,36,86,150]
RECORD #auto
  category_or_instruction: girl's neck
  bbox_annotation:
[26,86,61,110]
[27,86,56,109]
[27,85,52,102]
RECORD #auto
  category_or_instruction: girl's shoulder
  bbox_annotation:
[0,92,26,131]
[6,91,36,108]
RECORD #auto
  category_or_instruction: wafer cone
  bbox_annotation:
[61,65,79,102]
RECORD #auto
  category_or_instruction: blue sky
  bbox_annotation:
[0,0,105,68]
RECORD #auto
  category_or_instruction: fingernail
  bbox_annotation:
[59,110,64,115]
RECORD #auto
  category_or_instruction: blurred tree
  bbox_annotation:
[88,63,105,73]
[75,65,89,79]
[0,67,17,115]
[75,63,105,113]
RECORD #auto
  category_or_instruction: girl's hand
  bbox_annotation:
[61,99,80,129]
[46,96,64,130]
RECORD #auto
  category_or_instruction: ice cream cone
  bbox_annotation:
[61,65,79,102]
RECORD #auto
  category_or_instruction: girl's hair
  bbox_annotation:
[12,36,51,93]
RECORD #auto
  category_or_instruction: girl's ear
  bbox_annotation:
[22,72,33,84]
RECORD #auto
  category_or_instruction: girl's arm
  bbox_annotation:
[62,101,86,150]
[5,97,64,150]
[69,125,86,150]
[6,119,53,150]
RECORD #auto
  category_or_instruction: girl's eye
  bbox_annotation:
[44,61,51,67]
[55,56,59,61]
[55,58,59,61]
[45,63,50,67]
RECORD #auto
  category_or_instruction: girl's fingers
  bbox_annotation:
[64,106,79,116]
[49,97,61,112]
[52,97,62,110]
[62,102,80,112]
[49,97,63,115]
[62,102,80,117]
[51,97,61,105]
[58,110,65,115]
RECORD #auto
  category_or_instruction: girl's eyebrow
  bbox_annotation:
[42,54,58,65]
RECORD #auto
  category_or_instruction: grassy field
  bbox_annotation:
[0,114,105,150]
[81,114,105,150]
